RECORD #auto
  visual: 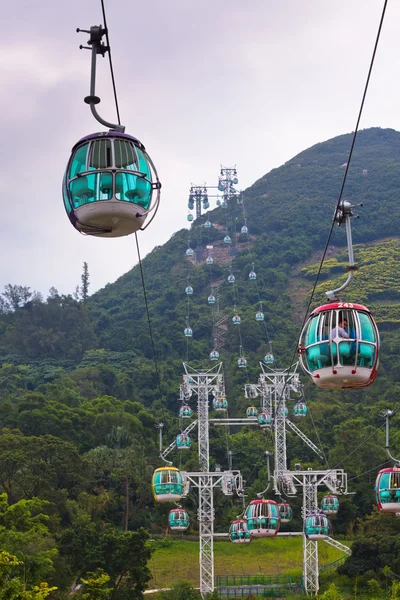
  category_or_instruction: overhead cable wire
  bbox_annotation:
[135,232,164,401]
[100,0,121,126]
[99,0,165,403]
[347,459,391,483]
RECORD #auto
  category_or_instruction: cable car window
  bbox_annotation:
[69,143,89,179]
[88,139,112,170]
[391,471,400,488]
[115,173,151,208]
[380,473,390,489]
[136,146,152,180]
[114,140,138,169]
[306,315,319,346]
[359,312,376,343]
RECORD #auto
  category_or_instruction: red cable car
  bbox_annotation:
[299,302,379,390]
[375,467,400,516]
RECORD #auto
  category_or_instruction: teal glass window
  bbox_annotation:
[358,312,376,343]
[69,172,113,208]
[115,172,151,209]
[69,143,89,179]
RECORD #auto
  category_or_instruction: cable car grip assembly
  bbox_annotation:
[77,25,125,133]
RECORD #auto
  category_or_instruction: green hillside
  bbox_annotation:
[1,127,400,596]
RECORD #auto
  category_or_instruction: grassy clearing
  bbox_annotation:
[147,537,348,589]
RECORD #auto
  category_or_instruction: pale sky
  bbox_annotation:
[1,0,399,298]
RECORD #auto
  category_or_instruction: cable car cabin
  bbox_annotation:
[321,495,339,515]
[204,220,212,228]
[186,248,194,257]
[277,406,289,418]
[293,401,307,418]
[216,199,221,206]
[169,509,189,531]
[185,286,193,295]
[63,132,160,237]
[238,357,247,368]
[210,349,220,361]
[304,514,330,540]
[206,257,214,265]
[299,302,379,390]
[227,274,235,283]
[278,503,293,523]
[179,405,192,419]
[184,327,193,338]
[264,353,274,364]
[256,311,265,322]
[176,433,191,450]
[244,499,280,537]
[246,406,258,418]
[152,467,184,503]
[203,202,210,210]
[232,314,241,325]
[208,295,216,304]
[249,271,257,280]
[229,520,251,544]
[187,214,193,222]
[213,397,228,411]
[224,236,232,244]
[375,468,400,515]
[221,200,228,208]
[241,226,248,234]
[258,411,272,428]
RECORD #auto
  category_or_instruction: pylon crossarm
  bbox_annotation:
[286,420,325,460]
[323,536,352,556]
[160,420,198,460]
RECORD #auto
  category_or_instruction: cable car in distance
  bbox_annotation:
[299,302,379,389]
[229,519,251,544]
[304,513,330,540]
[258,411,272,428]
[179,405,192,419]
[278,503,293,523]
[375,467,400,516]
[176,433,191,450]
[210,349,220,361]
[246,406,258,418]
[213,396,228,411]
[152,467,184,503]
[244,499,280,537]
[293,401,307,417]
[169,509,189,531]
[321,495,339,515]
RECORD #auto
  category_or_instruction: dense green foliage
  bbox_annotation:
[1,127,400,595]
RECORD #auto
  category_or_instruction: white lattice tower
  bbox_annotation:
[198,474,214,594]
[303,472,319,596]
[182,362,224,598]
[258,364,300,494]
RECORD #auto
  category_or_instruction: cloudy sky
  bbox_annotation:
[1,0,399,298]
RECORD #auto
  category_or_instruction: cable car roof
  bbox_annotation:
[311,302,370,314]
[70,131,145,152]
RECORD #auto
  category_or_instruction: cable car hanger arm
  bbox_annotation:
[325,200,362,301]
[384,410,400,465]
[77,25,125,133]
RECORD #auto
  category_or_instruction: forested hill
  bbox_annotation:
[1,127,400,595]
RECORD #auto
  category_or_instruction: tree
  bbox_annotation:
[0,495,57,585]
[60,524,152,599]
[81,262,90,304]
